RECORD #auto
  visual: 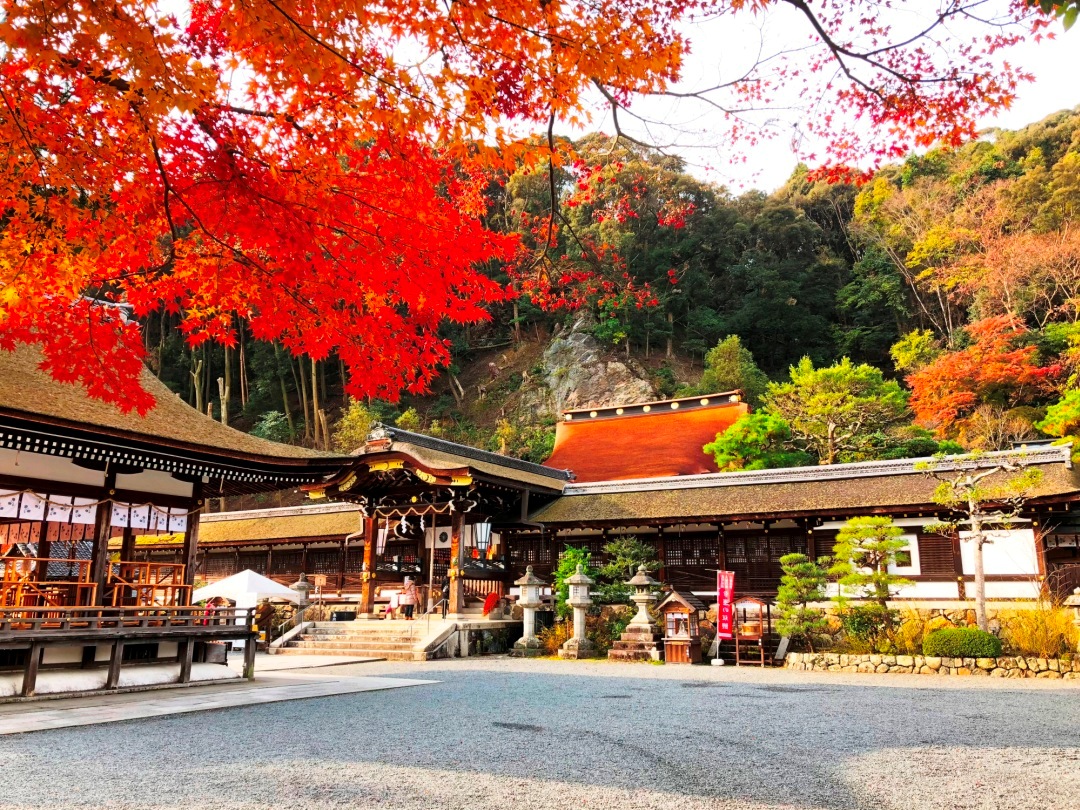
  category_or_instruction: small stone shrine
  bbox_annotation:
[608,564,663,662]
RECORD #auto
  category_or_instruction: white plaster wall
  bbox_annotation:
[42,646,84,665]
[115,469,194,498]
[959,529,1038,576]
[984,580,1041,599]
[0,448,105,487]
[895,581,960,600]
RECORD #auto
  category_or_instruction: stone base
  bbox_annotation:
[608,625,663,663]
[558,637,597,660]
[510,637,545,658]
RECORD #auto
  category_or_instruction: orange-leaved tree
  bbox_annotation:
[0,0,1055,412]
[908,315,1061,438]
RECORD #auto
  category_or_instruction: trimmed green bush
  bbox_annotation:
[922,627,1002,658]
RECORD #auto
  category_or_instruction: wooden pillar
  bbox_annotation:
[656,526,666,582]
[243,614,257,679]
[336,540,346,596]
[717,524,727,571]
[448,511,465,617]
[35,519,51,583]
[20,642,42,697]
[178,639,194,684]
[89,470,117,607]
[106,640,124,689]
[180,482,203,590]
[358,517,376,617]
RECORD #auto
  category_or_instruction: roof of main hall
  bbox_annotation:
[0,344,342,464]
[542,393,749,483]
[530,446,1080,525]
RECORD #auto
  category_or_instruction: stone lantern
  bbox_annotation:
[511,565,546,657]
[608,564,663,662]
[289,572,312,607]
[558,564,596,659]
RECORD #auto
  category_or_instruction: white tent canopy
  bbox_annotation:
[193,570,301,606]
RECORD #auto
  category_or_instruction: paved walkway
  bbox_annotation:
[0,671,437,736]
[228,652,383,673]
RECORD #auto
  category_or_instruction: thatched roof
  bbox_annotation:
[0,344,338,463]
[530,448,1080,526]
[199,503,363,544]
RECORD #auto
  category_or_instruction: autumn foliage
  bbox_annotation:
[907,316,1061,436]
[0,0,1056,412]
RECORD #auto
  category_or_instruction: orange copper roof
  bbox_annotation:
[543,395,749,482]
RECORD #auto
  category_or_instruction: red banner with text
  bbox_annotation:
[716,570,735,639]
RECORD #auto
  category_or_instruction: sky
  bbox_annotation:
[590,8,1080,193]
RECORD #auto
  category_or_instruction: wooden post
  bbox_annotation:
[89,470,117,606]
[358,517,376,617]
[448,511,465,617]
[243,618,257,679]
[106,640,124,689]
[336,539,346,596]
[178,639,194,684]
[20,642,42,697]
[717,524,726,571]
[181,482,204,590]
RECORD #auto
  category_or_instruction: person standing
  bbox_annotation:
[400,577,418,620]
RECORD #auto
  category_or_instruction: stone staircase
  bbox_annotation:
[270,602,511,661]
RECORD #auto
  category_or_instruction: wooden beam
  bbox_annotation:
[20,642,42,697]
[106,640,124,689]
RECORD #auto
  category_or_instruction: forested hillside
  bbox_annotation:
[144,107,1080,486]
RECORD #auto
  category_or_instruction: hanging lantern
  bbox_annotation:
[474,521,493,552]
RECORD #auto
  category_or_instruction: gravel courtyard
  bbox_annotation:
[0,657,1076,810]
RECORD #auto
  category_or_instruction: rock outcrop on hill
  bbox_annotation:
[519,315,655,422]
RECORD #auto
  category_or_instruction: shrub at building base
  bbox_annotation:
[923,627,1003,658]
[998,602,1080,659]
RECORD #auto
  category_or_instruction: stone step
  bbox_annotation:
[291,639,416,651]
[303,629,419,641]
[273,647,415,661]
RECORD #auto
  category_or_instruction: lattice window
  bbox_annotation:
[664,533,719,567]
[309,548,342,575]
[269,551,304,575]
[343,547,365,573]
[204,554,235,578]
[509,538,550,565]
[237,551,267,574]
[918,536,955,577]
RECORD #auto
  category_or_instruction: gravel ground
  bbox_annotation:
[0,656,1076,810]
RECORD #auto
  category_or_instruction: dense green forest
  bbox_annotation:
[144,107,1080,474]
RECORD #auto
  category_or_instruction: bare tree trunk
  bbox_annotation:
[448,373,465,408]
[238,322,249,409]
[190,357,205,414]
[296,356,312,444]
[970,508,988,631]
[666,311,674,359]
[219,345,232,426]
[311,358,322,449]
[274,343,296,440]
[512,300,521,343]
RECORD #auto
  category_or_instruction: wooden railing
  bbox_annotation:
[0,558,97,608]
[108,561,189,607]
[0,604,252,635]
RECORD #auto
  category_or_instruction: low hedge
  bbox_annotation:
[922,627,1002,658]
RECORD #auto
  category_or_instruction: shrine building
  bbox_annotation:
[0,345,350,696]
[173,395,1080,612]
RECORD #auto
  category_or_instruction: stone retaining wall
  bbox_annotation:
[785,652,1080,679]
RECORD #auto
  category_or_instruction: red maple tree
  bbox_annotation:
[0,0,1056,411]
